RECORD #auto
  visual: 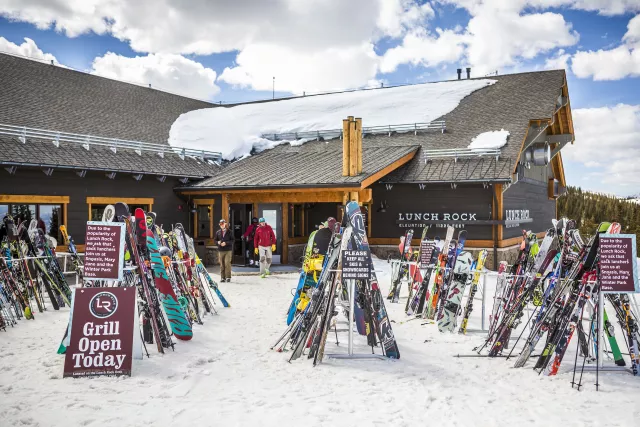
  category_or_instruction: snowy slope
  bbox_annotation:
[468,129,510,150]
[1,260,639,427]
[169,79,496,160]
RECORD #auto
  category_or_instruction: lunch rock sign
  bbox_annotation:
[63,287,136,378]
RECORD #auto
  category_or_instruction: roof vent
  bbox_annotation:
[466,68,471,79]
[457,68,462,80]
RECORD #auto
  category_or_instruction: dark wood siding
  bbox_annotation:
[503,179,556,239]
[371,183,494,240]
[1,168,191,244]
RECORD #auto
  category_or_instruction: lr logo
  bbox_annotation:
[89,292,118,319]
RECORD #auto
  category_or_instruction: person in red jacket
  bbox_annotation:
[254,217,276,278]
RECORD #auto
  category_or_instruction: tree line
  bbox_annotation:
[557,186,640,252]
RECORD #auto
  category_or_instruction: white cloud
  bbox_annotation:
[91,52,220,99]
[439,0,640,16]
[564,104,640,185]
[544,49,571,70]
[377,0,435,38]
[380,28,467,73]
[0,36,59,64]
[572,15,640,80]
[219,43,379,94]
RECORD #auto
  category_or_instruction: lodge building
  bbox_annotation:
[0,53,574,268]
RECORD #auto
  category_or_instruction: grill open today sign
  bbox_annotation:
[599,234,639,293]
[63,287,136,378]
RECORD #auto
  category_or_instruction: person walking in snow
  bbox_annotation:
[242,217,259,267]
[215,219,234,282]
[254,217,276,278]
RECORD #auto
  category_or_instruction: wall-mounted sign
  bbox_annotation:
[396,212,482,229]
[505,209,530,228]
[84,221,125,281]
[600,234,638,293]
[63,287,136,378]
[342,250,371,280]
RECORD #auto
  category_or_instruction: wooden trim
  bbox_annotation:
[193,199,215,238]
[369,238,496,248]
[193,210,198,238]
[343,118,350,176]
[548,178,555,199]
[57,244,86,253]
[358,188,372,203]
[367,202,372,238]
[86,197,153,205]
[282,202,289,264]
[0,195,70,204]
[63,204,67,228]
[359,150,417,189]
[498,236,524,248]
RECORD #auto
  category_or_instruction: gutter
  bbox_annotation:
[174,182,362,191]
[0,161,209,179]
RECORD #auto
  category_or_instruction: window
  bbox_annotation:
[86,197,154,222]
[289,204,305,238]
[0,203,63,241]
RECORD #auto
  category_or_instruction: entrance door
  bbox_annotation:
[258,203,282,264]
[230,204,253,265]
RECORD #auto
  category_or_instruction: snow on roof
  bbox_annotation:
[468,129,510,150]
[169,79,497,160]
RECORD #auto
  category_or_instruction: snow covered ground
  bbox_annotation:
[169,79,496,160]
[1,259,640,427]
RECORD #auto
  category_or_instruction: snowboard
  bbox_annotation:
[437,251,473,332]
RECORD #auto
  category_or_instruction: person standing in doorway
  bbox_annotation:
[254,217,276,278]
[242,217,259,267]
[215,219,234,282]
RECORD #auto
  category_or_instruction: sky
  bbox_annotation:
[0,0,639,196]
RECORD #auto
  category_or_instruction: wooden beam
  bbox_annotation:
[289,236,308,245]
[495,183,504,242]
[229,192,344,204]
[356,117,363,175]
[209,203,214,239]
[342,118,350,176]
[193,198,215,205]
[63,203,68,228]
[282,202,289,265]
[359,150,417,189]
[358,188,372,203]
[349,118,358,176]
[193,209,198,238]
[85,196,153,205]
[0,195,70,203]
[180,186,359,196]
[367,202,372,238]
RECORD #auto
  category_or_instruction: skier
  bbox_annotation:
[254,217,276,278]
[215,219,234,282]
[242,217,259,267]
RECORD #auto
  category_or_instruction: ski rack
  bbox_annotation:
[326,277,388,361]
[260,120,446,142]
[0,123,222,162]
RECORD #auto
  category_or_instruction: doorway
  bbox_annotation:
[230,203,254,266]
[258,203,282,264]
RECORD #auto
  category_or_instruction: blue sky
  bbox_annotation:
[0,1,639,195]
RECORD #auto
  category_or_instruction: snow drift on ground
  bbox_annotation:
[169,79,496,160]
[468,129,510,150]
[2,259,640,427]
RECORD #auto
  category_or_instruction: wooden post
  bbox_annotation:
[221,193,229,223]
[282,202,289,264]
[342,118,351,176]
[193,209,198,238]
[355,117,362,174]
[349,118,358,176]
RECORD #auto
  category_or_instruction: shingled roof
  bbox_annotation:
[180,69,567,188]
[0,53,221,178]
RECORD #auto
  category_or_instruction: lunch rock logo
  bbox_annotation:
[89,292,118,319]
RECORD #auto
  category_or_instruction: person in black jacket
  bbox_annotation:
[215,219,234,282]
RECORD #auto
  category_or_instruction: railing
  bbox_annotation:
[423,147,501,162]
[0,123,222,162]
[260,120,446,141]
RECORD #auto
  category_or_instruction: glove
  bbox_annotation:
[271,244,276,251]
[254,248,259,255]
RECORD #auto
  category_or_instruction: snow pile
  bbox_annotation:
[468,129,510,150]
[169,79,496,160]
